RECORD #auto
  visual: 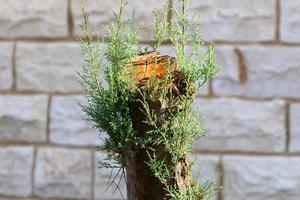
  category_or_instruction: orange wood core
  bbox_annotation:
[127,52,179,84]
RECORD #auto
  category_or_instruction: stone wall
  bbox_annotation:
[0,0,300,199]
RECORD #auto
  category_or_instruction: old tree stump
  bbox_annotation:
[79,1,219,199]
[125,52,198,200]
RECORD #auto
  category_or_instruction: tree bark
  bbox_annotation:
[127,100,168,200]
[125,52,195,200]
[126,150,168,200]
[127,99,194,200]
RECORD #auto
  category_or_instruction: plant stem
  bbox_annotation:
[182,0,186,55]
[117,0,125,33]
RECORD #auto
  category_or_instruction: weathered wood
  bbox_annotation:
[125,52,195,200]
[127,99,168,200]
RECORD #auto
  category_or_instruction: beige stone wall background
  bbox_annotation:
[0,0,300,199]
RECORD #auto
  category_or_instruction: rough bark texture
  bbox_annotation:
[126,149,168,200]
[128,99,194,200]
[127,100,168,200]
[126,52,194,200]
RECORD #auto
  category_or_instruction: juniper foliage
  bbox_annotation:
[79,0,220,199]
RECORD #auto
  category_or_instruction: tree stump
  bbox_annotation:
[125,52,195,200]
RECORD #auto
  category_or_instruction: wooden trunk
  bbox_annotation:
[125,52,194,199]
[125,151,193,200]
[127,99,168,200]
[125,149,168,200]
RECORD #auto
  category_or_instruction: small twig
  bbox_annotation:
[112,181,126,200]
[113,167,124,194]
[181,0,186,55]
[117,0,125,32]
[199,75,207,88]
[80,0,91,46]
[105,167,122,192]
[107,167,114,189]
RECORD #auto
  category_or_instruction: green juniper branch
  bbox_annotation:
[79,0,220,199]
